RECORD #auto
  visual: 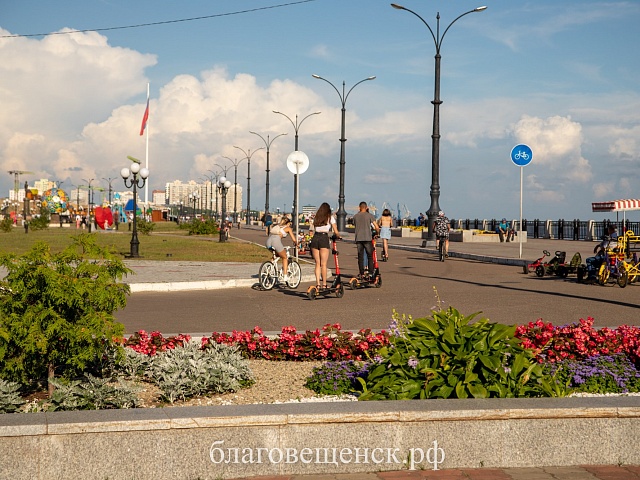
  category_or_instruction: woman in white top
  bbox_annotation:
[266,217,297,282]
[310,202,341,289]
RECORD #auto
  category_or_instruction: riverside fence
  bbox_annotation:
[441,219,639,241]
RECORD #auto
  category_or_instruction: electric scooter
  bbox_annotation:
[307,235,345,300]
[348,237,382,289]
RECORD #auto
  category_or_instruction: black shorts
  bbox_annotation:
[310,232,330,250]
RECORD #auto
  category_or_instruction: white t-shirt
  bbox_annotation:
[315,215,336,233]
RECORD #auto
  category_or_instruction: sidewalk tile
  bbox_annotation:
[583,464,640,479]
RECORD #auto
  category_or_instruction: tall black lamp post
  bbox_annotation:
[311,75,376,232]
[121,158,149,258]
[272,110,321,233]
[217,176,232,242]
[102,177,115,204]
[232,146,264,225]
[249,131,287,222]
[81,178,94,232]
[221,156,245,224]
[391,3,487,240]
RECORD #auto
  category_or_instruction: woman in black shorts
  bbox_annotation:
[310,203,341,289]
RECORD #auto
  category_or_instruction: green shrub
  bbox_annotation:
[358,308,567,400]
[0,378,24,413]
[0,217,13,233]
[29,210,50,231]
[136,218,155,235]
[179,218,219,236]
[0,233,130,395]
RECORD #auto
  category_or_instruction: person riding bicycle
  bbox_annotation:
[433,210,450,258]
[266,217,297,283]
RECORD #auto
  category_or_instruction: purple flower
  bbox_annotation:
[408,357,418,369]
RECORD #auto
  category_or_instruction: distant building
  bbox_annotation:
[302,205,317,216]
[152,190,166,206]
[165,179,242,216]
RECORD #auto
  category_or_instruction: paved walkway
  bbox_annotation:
[0,229,595,292]
[230,465,640,479]
[122,230,599,292]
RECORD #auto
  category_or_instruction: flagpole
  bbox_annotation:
[144,82,150,206]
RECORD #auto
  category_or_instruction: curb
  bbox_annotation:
[129,274,318,292]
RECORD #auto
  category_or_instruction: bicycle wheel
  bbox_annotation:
[617,268,629,288]
[438,240,445,262]
[598,265,609,286]
[259,261,277,290]
[286,260,301,289]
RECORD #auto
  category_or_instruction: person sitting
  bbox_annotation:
[496,218,515,242]
[584,225,618,283]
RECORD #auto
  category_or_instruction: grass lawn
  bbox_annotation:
[0,221,266,263]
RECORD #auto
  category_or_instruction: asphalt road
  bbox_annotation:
[115,227,640,334]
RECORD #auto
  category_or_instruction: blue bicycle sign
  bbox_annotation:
[511,144,533,167]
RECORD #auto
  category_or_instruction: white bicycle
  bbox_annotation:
[258,246,301,290]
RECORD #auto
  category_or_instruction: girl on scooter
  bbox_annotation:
[310,203,341,290]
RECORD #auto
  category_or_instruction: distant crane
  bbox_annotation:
[8,170,33,199]
[367,201,377,216]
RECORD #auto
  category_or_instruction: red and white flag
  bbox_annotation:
[139,96,149,136]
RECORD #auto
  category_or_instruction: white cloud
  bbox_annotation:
[512,115,592,183]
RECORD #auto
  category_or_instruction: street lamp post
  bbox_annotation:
[213,164,230,220]
[81,178,94,232]
[189,191,200,218]
[311,74,376,232]
[249,131,287,222]
[391,3,487,240]
[272,110,321,233]
[217,176,232,242]
[102,177,115,204]
[232,146,265,225]
[120,158,149,258]
[221,157,245,224]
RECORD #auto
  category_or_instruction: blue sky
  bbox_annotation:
[1,0,639,221]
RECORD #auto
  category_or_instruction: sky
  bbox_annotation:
[1,0,639,221]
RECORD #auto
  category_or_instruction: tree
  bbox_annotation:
[0,233,131,396]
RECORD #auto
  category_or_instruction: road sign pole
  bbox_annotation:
[510,144,533,260]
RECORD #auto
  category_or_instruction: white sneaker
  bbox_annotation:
[281,274,289,283]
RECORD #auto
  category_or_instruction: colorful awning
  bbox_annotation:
[592,199,640,212]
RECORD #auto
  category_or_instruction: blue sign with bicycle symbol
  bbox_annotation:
[511,144,532,166]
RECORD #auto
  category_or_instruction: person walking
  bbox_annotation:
[266,217,297,283]
[353,201,380,279]
[377,208,393,261]
[310,203,341,289]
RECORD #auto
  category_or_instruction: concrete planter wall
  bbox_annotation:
[1,397,638,479]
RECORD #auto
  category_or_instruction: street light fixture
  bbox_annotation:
[311,74,376,232]
[121,157,149,258]
[249,131,287,222]
[390,3,487,240]
[272,110,321,233]
[232,146,265,225]
[217,176,232,242]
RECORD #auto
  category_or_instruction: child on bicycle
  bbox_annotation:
[266,217,297,282]
[433,210,450,257]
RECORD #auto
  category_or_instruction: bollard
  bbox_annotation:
[558,219,564,240]
[573,219,579,240]
[533,219,539,238]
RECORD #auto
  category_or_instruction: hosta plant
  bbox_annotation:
[358,308,565,400]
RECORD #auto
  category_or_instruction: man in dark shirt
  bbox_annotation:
[353,201,380,278]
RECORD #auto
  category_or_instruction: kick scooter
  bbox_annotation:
[307,235,345,300]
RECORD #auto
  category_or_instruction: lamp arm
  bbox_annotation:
[440,8,481,48]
